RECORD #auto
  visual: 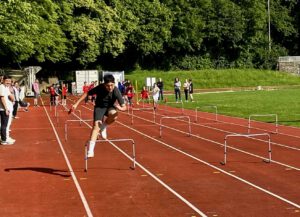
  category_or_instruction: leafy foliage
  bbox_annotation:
[0,0,299,70]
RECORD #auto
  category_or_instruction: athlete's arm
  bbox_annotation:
[72,92,88,110]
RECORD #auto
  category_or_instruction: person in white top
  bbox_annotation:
[152,83,160,109]
[174,77,181,102]
[12,80,20,118]
[0,76,15,145]
[183,79,190,102]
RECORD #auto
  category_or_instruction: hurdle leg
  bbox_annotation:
[84,142,88,172]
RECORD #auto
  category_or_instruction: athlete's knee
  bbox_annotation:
[106,110,118,124]
[94,120,102,130]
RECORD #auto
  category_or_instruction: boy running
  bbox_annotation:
[72,74,126,158]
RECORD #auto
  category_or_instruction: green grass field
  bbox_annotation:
[126,69,300,90]
[126,69,300,127]
[180,89,300,127]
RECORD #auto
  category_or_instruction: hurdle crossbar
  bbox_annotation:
[220,133,271,165]
[195,105,218,122]
[85,139,136,172]
[131,107,156,124]
[159,116,191,138]
[64,119,93,141]
[164,101,184,114]
[248,114,278,134]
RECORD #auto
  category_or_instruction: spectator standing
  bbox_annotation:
[54,84,60,105]
[183,79,190,102]
[49,84,56,106]
[18,83,30,111]
[0,76,15,145]
[174,77,181,103]
[157,78,164,101]
[61,83,68,106]
[189,79,194,102]
[82,81,89,104]
[32,79,40,106]
[6,79,15,143]
[12,81,20,118]
[71,82,76,95]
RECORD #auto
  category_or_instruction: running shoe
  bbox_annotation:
[100,126,107,139]
[1,140,14,145]
[7,137,16,143]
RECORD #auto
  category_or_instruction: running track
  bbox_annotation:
[1,96,300,217]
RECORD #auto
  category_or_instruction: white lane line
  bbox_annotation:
[65,103,208,217]
[130,111,300,171]
[41,100,93,217]
[117,121,300,209]
[72,102,300,210]
[164,105,300,146]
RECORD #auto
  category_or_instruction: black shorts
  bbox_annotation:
[94,107,116,121]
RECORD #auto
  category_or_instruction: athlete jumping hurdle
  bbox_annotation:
[71,74,127,158]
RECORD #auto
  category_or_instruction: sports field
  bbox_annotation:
[1,95,300,217]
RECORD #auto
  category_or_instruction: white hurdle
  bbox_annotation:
[64,119,93,141]
[220,133,271,165]
[195,105,218,122]
[84,139,136,172]
[248,114,278,134]
[131,107,156,124]
[164,101,184,114]
[159,116,191,138]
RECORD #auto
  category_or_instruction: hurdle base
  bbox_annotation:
[263,159,271,163]
[129,166,135,170]
[220,161,226,165]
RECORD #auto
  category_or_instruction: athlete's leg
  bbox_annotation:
[87,107,107,157]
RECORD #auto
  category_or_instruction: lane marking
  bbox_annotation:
[71,100,300,210]
[129,111,300,171]
[64,103,208,217]
[41,99,93,217]
[116,121,300,209]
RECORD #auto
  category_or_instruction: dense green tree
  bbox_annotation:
[0,0,299,70]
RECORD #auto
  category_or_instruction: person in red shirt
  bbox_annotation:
[88,81,96,104]
[82,81,89,104]
[125,82,134,105]
[49,84,56,106]
[61,83,68,106]
[127,89,134,106]
[141,86,149,104]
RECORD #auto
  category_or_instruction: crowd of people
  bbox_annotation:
[0,75,30,145]
[174,77,194,103]
[115,77,194,108]
[0,75,195,148]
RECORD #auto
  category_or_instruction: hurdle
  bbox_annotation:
[159,116,191,138]
[131,107,156,124]
[84,139,136,172]
[64,119,93,141]
[164,100,184,114]
[248,114,278,134]
[220,133,271,165]
[195,105,218,122]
